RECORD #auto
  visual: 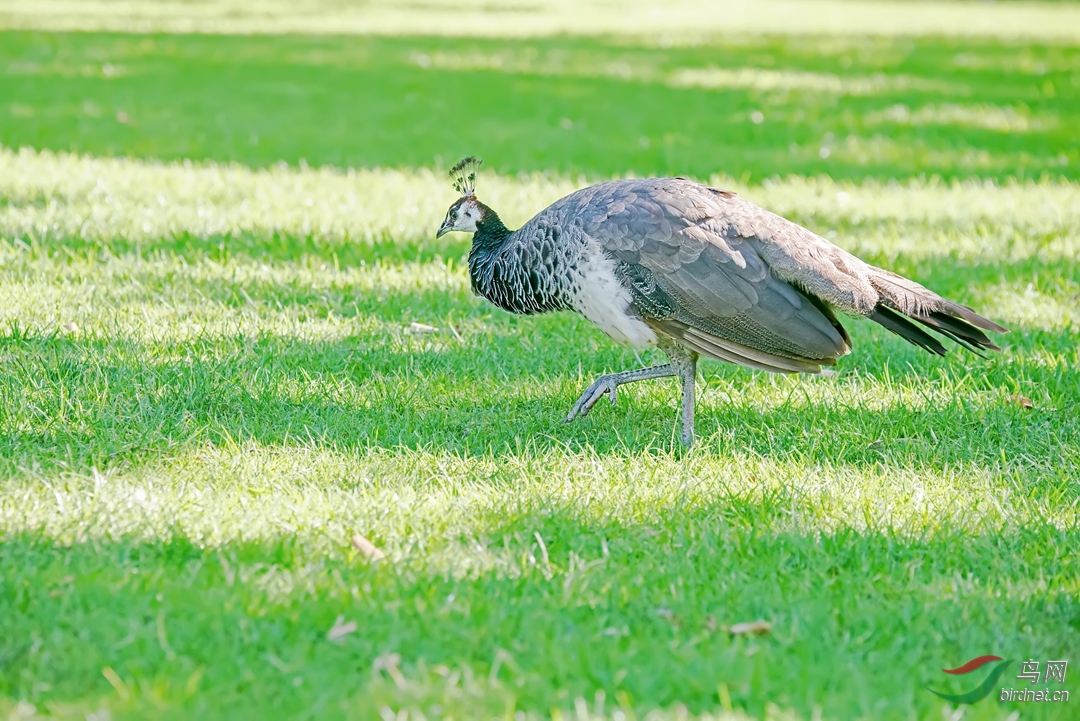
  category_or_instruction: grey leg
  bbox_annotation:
[565,363,677,423]
[657,338,699,446]
[565,337,700,446]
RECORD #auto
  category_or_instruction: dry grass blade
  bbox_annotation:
[327,616,358,641]
[728,620,773,636]
[351,534,386,561]
[407,322,440,334]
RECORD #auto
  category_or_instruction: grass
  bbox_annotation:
[1,2,1080,719]
[1,30,1079,180]
[5,0,1080,41]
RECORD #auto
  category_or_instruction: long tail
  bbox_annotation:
[866,268,1007,355]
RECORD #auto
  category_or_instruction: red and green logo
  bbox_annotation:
[927,655,1014,704]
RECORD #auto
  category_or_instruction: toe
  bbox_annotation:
[582,386,607,414]
[565,400,585,423]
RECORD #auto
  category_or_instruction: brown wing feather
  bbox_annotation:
[576,179,852,367]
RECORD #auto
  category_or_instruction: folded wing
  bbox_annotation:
[576,179,854,374]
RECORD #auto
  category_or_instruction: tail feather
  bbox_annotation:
[914,308,1001,354]
[867,268,1006,355]
[869,306,947,356]
[934,300,1008,334]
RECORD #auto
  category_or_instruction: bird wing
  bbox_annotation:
[570,178,859,371]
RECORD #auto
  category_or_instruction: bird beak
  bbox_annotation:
[436,220,452,239]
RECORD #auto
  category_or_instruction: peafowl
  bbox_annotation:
[436,157,1006,445]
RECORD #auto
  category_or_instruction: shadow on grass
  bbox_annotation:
[1,501,1077,719]
[1,316,1077,487]
[4,227,1077,477]
[26,229,472,269]
[1,31,1077,181]
[18,228,1077,326]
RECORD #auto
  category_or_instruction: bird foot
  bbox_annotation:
[565,374,620,423]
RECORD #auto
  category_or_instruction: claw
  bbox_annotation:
[565,375,619,424]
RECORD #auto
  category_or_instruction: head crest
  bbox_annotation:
[450,156,482,197]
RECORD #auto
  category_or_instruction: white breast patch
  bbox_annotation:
[566,239,658,350]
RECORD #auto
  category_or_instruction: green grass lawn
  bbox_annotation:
[1,28,1078,181]
[2,2,1079,719]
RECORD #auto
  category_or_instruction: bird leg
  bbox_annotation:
[565,364,677,423]
[565,338,700,446]
[658,339,699,446]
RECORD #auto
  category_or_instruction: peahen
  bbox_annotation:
[436,157,1006,445]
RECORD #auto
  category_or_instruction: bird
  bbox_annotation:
[436,157,1007,445]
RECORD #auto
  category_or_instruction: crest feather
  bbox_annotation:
[450,156,482,197]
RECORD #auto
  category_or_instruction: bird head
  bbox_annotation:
[437,156,485,238]
[437,195,485,238]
